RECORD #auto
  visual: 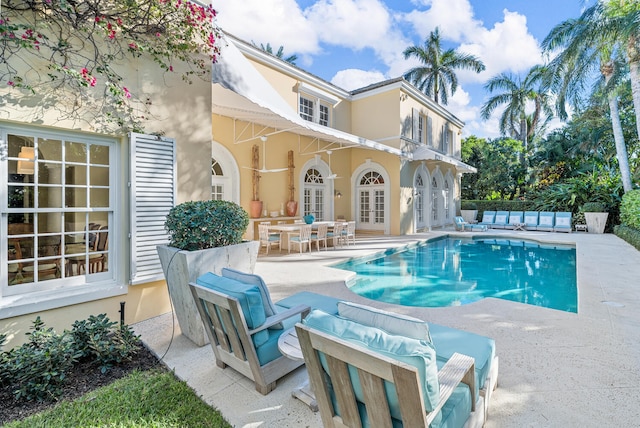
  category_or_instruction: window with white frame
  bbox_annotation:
[299,96,314,122]
[298,88,333,127]
[319,104,329,126]
[211,158,224,200]
[427,116,433,147]
[2,126,115,297]
[418,115,424,145]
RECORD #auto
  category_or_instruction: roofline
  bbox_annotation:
[226,33,351,100]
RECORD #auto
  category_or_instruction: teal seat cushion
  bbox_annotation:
[196,272,268,348]
[275,291,340,315]
[303,309,440,414]
[254,313,300,366]
[429,323,495,395]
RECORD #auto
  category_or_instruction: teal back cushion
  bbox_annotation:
[303,309,440,415]
[196,272,268,348]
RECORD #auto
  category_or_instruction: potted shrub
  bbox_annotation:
[460,201,478,224]
[157,200,259,346]
[582,202,608,234]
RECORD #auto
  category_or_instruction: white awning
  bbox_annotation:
[212,35,404,157]
[411,145,477,173]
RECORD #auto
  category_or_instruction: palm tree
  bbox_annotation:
[480,65,553,152]
[252,42,297,65]
[403,27,485,105]
[542,5,634,192]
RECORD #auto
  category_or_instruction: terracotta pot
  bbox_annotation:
[286,200,298,217]
[249,200,263,218]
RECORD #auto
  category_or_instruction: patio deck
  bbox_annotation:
[134,229,640,427]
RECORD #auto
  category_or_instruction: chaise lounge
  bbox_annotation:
[454,216,488,232]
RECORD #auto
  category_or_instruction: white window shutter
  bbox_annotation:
[129,133,176,285]
[412,108,419,141]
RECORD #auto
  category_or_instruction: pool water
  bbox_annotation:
[334,236,577,313]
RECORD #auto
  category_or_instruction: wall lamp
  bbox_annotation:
[334,190,342,199]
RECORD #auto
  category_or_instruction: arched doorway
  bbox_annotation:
[299,157,332,221]
[431,168,445,228]
[353,162,390,233]
[413,164,430,232]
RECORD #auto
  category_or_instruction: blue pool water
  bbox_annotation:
[334,236,577,313]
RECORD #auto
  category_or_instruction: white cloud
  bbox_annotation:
[214,0,320,54]
[331,69,387,90]
[402,0,483,43]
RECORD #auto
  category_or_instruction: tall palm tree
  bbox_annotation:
[403,27,485,105]
[480,65,552,152]
[542,4,633,192]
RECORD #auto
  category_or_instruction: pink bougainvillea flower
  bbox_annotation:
[7,81,15,86]
[123,87,132,98]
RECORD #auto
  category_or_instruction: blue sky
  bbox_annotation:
[214,0,589,138]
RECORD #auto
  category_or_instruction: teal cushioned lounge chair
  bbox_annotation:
[523,211,539,230]
[478,211,496,227]
[491,211,509,229]
[536,212,555,231]
[553,212,572,233]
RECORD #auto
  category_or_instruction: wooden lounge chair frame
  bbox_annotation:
[296,323,483,428]
[189,282,310,394]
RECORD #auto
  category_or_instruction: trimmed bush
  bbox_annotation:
[581,202,607,213]
[614,225,640,251]
[165,200,249,251]
[620,189,640,230]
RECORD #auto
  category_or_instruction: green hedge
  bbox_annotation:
[614,225,640,251]
[620,189,640,230]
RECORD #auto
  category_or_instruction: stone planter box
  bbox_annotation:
[584,212,609,234]
[157,241,260,346]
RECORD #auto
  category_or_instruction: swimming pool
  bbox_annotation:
[333,236,578,313]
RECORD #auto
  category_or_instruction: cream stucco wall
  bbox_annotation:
[1,45,211,348]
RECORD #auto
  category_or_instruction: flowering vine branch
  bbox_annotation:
[0,0,221,132]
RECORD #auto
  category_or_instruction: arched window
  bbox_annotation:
[360,171,384,185]
[211,157,224,200]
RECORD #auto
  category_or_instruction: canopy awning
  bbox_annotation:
[212,35,404,156]
[412,145,477,173]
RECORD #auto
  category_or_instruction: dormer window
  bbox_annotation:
[295,82,340,127]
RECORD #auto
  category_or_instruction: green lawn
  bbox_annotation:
[4,369,231,428]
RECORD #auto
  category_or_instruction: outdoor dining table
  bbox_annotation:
[268,221,346,250]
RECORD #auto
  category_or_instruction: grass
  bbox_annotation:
[4,369,231,428]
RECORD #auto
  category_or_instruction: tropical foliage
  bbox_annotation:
[252,42,297,64]
[0,0,221,132]
[403,27,485,105]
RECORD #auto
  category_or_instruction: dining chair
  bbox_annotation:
[311,223,328,251]
[329,222,345,248]
[289,224,312,254]
[258,223,281,254]
[343,221,356,246]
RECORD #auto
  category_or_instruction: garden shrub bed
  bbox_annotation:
[614,225,640,251]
